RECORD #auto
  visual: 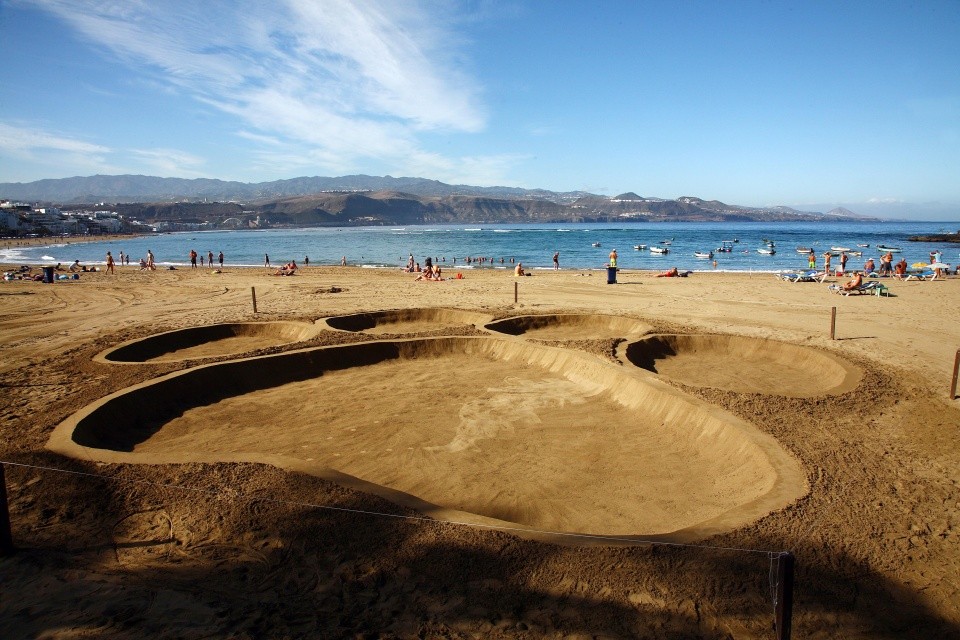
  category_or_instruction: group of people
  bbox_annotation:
[188,250,225,269]
[274,260,298,276]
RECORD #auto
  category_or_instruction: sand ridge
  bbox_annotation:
[48,335,807,541]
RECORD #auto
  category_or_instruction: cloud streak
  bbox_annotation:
[24,0,498,181]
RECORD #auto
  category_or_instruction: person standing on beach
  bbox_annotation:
[118,251,125,266]
[146,250,155,270]
[189,249,198,269]
[105,251,115,274]
[208,251,214,267]
[341,256,347,266]
[823,252,832,274]
[304,255,309,266]
[839,252,848,276]
[808,250,816,270]
[218,251,224,268]
[553,251,560,270]
[264,254,270,267]
[609,249,618,267]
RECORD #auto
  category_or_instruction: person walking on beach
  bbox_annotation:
[341,256,346,266]
[304,255,309,266]
[189,249,198,269]
[146,250,155,270]
[218,251,224,268]
[118,251,125,266]
[553,251,560,270]
[105,251,115,274]
[264,254,270,267]
[208,251,214,267]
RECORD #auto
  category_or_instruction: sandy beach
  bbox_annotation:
[1,263,959,638]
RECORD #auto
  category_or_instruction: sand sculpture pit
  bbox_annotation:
[96,322,319,363]
[323,308,489,335]
[485,313,651,341]
[621,334,862,397]
[51,336,806,543]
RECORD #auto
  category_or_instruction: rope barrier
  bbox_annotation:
[0,459,789,556]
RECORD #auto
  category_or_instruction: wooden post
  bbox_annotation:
[514,281,518,304]
[775,552,795,640]
[830,306,836,340]
[0,464,14,556]
[950,349,960,399]
[251,286,258,314]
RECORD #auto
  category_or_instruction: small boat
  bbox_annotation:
[660,240,672,245]
[796,247,812,253]
[758,248,776,255]
[633,244,647,250]
[650,246,669,255]
[716,242,733,253]
[831,246,852,252]
[694,251,714,259]
[877,245,902,253]
[722,239,739,244]
[592,242,601,247]
[857,243,870,247]
[850,251,862,257]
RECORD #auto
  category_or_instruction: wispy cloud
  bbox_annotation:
[23,0,509,182]
[130,148,207,177]
[0,121,118,179]
[0,121,110,155]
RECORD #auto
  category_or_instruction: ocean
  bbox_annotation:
[3,221,958,272]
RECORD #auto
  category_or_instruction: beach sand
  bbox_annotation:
[1,264,959,638]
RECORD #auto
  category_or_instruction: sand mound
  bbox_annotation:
[323,308,489,334]
[485,313,651,340]
[96,321,319,363]
[50,336,805,542]
[621,334,862,397]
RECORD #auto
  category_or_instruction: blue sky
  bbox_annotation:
[1,1,958,219]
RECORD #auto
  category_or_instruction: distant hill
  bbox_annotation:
[0,173,874,225]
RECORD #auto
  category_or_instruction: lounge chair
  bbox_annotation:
[828,281,890,297]
[779,270,828,283]
[903,270,936,281]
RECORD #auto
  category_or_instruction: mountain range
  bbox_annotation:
[0,174,871,225]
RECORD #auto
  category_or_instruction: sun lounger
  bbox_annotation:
[779,270,828,283]
[828,281,890,296]
[903,270,935,281]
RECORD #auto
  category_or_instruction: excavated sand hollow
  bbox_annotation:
[96,322,320,363]
[51,336,808,544]
[323,308,490,334]
[485,313,652,340]
[621,334,863,397]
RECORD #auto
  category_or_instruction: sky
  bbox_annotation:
[1,1,958,220]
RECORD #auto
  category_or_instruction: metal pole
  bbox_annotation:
[775,552,795,640]
[950,349,960,400]
[0,464,14,556]
[514,281,518,304]
[251,286,258,314]
[830,307,836,340]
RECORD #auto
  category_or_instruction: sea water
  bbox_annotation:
[3,221,958,272]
